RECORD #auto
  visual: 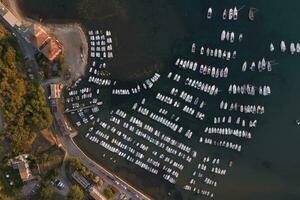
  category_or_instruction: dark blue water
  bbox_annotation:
[18,0,300,199]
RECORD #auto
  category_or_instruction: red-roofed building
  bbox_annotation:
[29,24,62,62]
[30,24,50,50]
[41,38,62,62]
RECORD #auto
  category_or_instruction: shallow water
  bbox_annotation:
[18,0,300,199]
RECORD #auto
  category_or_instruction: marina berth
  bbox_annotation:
[219,101,265,114]
[204,127,252,139]
[59,2,294,199]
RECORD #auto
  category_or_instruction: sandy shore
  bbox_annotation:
[4,0,88,82]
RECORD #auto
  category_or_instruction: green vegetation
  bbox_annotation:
[36,54,65,79]
[66,185,84,200]
[103,187,115,200]
[0,25,53,154]
[68,157,102,185]
[36,181,64,200]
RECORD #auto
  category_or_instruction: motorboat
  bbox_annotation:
[224,67,229,77]
[250,62,256,71]
[221,30,226,41]
[297,43,300,53]
[242,61,247,72]
[290,43,296,54]
[233,7,238,20]
[267,61,272,72]
[239,34,243,42]
[223,9,227,20]
[228,8,234,20]
[200,46,204,55]
[207,8,213,19]
[281,41,286,52]
[230,32,235,43]
[191,43,196,53]
[249,8,258,21]
[270,43,275,52]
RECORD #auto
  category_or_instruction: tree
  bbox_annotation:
[67,185,84,200]
[39,182,55,200]
[103,187,115,199]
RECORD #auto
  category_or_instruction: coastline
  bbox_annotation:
[4,0,88,82]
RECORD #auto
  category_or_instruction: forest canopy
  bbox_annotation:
[0,25,53,154]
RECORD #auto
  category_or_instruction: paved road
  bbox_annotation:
[0,8,151,200]
[56,132,151,200]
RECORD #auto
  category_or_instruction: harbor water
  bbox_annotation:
[18,0,300,199]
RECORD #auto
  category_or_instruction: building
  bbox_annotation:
[0,2,21,28]
[72,171,91,189]
[29,24,50,50]
[41,38,62,61]
[50,83,62,99]
[89,186,107,200]
[30,25,62,61]
[9,155,33,182]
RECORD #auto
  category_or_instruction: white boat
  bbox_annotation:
[220,101,224,109]
[270,43,275,52]
[249,8,257,21]
[211,67,216,77]
[226,52,231,60]
[214,49,218,57]
[262,58,266,69]
[207,8,213,19]
[242,61,247,72]
[230,32,235,43]
[232,51,237,59]
[222,51,227,59]
[290,43,296,54]
[221,30,226,41]
[218,69,223,78]
[223,9,227,20]
[218,49,222,58]
[233,7,238,20]
[226,31,230,41]
[297,43,300,53]
[232,84,237,94]
[215,68,219,78]
[209,85,215,95]
[281,41,286,52]
[206,48,210,56]
[228,8,234,20]
[200,65,204,73]
[250,62,256,71]
[200,46,204,55]
[238,34,243,42]
[228,85,233,94]
[191,43,196,53]
[224,67,229,77]
[267,61,272,72]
